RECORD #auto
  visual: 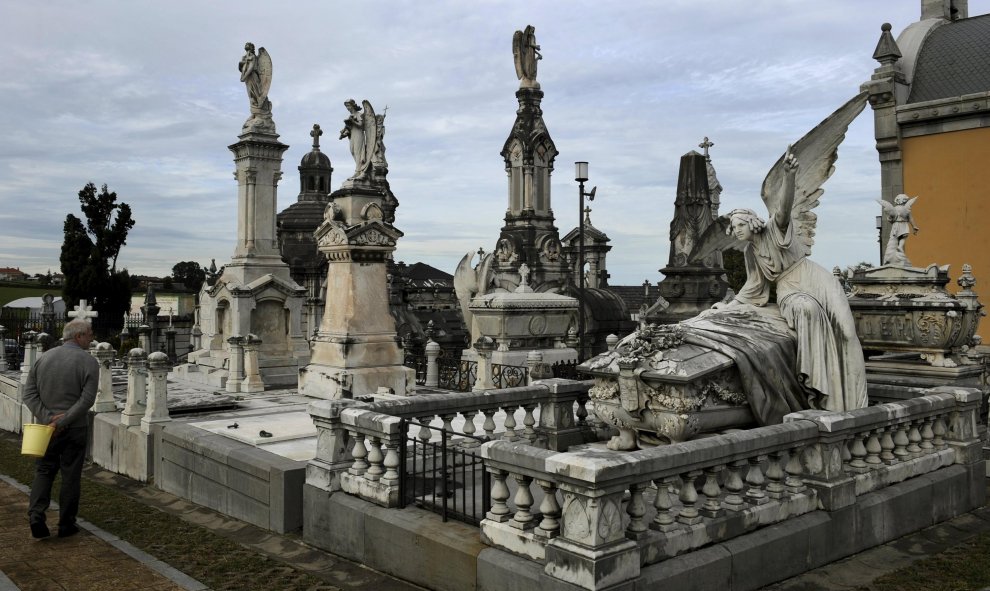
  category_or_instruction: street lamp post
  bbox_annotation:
[574,162,596,361]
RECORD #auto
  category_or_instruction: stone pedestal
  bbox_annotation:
[299,186,414,399]
[120,348,147,427]
[91,342,117,413]
[177,127,310,388]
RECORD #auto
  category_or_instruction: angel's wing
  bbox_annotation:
[906,196,918,209]
[361,100,377,170]
[877,199,894,216]
[687,215,742,265]
[761,92,867,256]
[512,31,524,80]
[257,48,273,98]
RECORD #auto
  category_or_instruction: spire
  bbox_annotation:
[873,23,902,66]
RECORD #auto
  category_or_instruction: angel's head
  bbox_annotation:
[244,42,255,53]
[894,194,910,205]
[726,208,766,242]
[344,99,360,113]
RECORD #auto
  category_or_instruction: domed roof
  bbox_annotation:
[908,14,990,103]
[300,149,332,169]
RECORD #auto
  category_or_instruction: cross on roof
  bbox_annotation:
[311,124,323,150]
[68,299,99,323]
[699,136,714,161]
[584,206,592,223]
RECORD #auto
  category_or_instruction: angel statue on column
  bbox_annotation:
[238,42,273,131]
[690,92,869,415]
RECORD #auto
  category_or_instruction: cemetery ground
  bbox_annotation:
[1,425,989,591]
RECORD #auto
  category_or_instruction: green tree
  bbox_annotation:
[171,261,206,292]
[60,183,136,337]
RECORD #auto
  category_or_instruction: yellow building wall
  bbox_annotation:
[902,126,990,337]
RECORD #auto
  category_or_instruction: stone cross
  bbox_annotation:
[311,124,323,149]
[584,206,592,224]
[68,299,99,323]
[699,136,714,161]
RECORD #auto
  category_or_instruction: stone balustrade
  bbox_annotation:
[478,387,982,591]
[307,379,595,501]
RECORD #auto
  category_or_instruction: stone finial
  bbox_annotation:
[873,23,902,65]
[958,264,977,293]
[515,263,534,293]
[584,206,592,224]
[606,334,620,349]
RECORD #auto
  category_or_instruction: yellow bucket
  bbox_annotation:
[21,424,55,457]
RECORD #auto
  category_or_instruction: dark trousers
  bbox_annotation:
[27,425,88,528]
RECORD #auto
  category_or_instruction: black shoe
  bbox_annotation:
[30,522,50,539]
[57,524,79,538]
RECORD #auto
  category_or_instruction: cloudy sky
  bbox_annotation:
[1,1,973,285]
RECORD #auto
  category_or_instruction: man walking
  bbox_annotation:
[22,319,99,538]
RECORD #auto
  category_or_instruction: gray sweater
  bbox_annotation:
[22,341,100,428]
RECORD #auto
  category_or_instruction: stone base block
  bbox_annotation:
[90,412,153,481]
[0,395,28,434]
[543,538,640,590]
[299,363,414,399]
[481,519,547,562]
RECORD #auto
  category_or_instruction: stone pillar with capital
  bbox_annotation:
[473,337,495,392]
[226,336,244,393]
[142,352,171,433]
[241,334,265,393]
[91,342,116,413]
[121,348,148,427]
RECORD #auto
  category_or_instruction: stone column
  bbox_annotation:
[473,337,495,392]
[91,342,116,413]
[121,348,148,427]
[142,352,171,433]
[20,331,38,374]
[241,334,264,393]
[539,379,593,451]
[424,339,440,388]
[190,324,202,351]
[165,328,176,363]
[226,336,244,393]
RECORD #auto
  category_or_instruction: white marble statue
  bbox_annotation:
[694,92,870,413]
[878,194,920,267]
[340,99,382,182]
[238,42,273,129]
[512,25,541,88]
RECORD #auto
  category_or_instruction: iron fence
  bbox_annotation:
[404,354,428,385]
[438,358,476,392]
[398,418,490,526]
[551,359,581,380]
[491,363,528,389]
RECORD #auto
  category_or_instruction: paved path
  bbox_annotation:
[0,475,202,591]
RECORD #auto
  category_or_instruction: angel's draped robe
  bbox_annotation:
[733,220,868,414]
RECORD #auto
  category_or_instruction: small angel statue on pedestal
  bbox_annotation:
[878,194,919,267]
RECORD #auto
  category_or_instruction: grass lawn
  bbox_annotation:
[0,433,339,591]
[0,284,59,307]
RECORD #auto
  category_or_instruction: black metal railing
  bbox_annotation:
[398,418,490,526]
[491,363,528,389]
[551,359,581,380]
[437,358,476,392]
[403,354,428,386]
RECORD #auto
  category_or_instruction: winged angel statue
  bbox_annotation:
[238,42,273,130]
[687,91,869,415]
[340,99,382,183]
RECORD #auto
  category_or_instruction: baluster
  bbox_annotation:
[626,483,649,536]
[840,437,853,467]
[511,474,536,529]
[382,441,400,485]
[522,404,537,441]
[576,397,589,425]
[535,480,561,538]
[933,415,947,449]
[700,466,723,518]
[765,452,786,499]
[865,431,882,466]
[417,416,433,442]
[880,427,896,464]
[722,460,746,511]
[651,477,678,531]
[744,456,768,505]
[482,408,497,440]
[848,432,868,472]
[366,436,384,481]
[677,471,703,525]
[784,447,806,494]
[907,420,923,457]
[920,417,935,453]
[502,406,518,441]
[349,432,368,476]
[440,413,455,435]
[461,410,479,448]
[487,469,511,522]
[893,423,910,461]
